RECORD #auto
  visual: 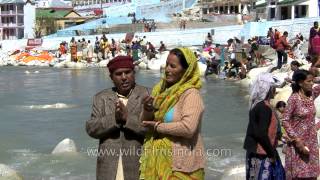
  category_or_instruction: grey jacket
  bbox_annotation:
[86,85,149,180]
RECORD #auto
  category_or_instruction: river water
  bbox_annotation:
[0,67,249,179]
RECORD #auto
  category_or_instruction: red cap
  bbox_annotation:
[107,56,134,73]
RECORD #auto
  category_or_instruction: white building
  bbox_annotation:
[24,0,35,38]
[255,0,319,21]
[200,0,252,15]
[0,0,36,40]
[36,0,72,8]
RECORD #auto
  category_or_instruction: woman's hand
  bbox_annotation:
[294,138,310,156]
[142,96,155,112]
[142,121,160,131]
[142,121,157,128]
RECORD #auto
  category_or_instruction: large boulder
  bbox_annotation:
[65,61,86,69]
[147,58,164,70]
[272,86,292,106]
[198,62,207,76]
[0,164,23,180]
[247,66,271,80]
[138,61,147,70]
[52,138,77,154]
[98,60,109,67]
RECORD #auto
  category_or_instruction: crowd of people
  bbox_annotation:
[57,33,167,64]
[243,21,320,180]
[200,23,316,81]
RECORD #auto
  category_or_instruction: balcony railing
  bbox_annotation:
[0,22,24,27]
[0,10,24,15]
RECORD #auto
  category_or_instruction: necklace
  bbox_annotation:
[299,91,311,100]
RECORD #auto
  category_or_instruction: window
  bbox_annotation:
[270,8,275,19]
[235,6,239,13]
[17,5,21,11]
[9,17,14,23]
[295,6,299,18]
[202,8,208,14]
[10,29,15,36]
[18,17,23,24]
[281,6,289,20]
[301,5,307,17]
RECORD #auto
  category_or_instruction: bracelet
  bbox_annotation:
[154,121,161,132]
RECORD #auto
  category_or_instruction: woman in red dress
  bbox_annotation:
[283,70,320,180]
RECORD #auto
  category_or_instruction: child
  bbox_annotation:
[275,101,289,145]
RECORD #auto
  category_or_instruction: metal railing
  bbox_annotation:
[0,10,24,15]
[0,22,24,27]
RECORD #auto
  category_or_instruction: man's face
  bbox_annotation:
[110,68,135,95]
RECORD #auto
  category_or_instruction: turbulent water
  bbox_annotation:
[0,67,249,179]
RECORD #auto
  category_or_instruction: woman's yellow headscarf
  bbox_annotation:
[152,47,202,120]
[140,47,203,180]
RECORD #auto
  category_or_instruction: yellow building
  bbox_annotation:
[35,8,87,36]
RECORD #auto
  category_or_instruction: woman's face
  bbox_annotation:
[299,74,314,93]
[165,53,186,87]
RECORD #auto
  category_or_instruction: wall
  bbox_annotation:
[306,0,319,17]
[56,20,65,29]
[23,2,36,38]
[103,3,136,17]
[132,0,160,6]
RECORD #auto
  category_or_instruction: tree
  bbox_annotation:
[34,16,58,37]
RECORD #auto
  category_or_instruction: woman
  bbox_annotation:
[140,48,205,179]
[243,73,285,180]
[308,21,320,56]
[283,70,320,180]
[86,40,93,63]
[70,37,77,62]
[110,38,117,58]
[285,61,301,83]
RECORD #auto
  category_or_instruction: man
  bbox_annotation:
[205,32,213,46]
[158,41,166,53]
[276,31,290,69]
[146,42,156,60]
[86,56,149,180]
